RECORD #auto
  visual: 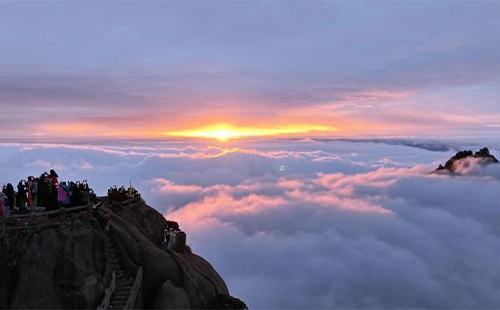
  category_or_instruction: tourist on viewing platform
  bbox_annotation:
[58,182,71,207]
[0,193,9,217]
[49,169,59,185]
[3,183,15,211]
[27,176,34,209]
[70,182,83,207]
[30,177,38,210]
[16,180,27,212]
[46,179,59,212]
[37,173,48,209]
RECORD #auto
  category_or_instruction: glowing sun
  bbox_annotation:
[165,124,335,141]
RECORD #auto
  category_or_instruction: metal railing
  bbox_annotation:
[0,202,99,233]
[97,271,116,310]
[124,266,143,310]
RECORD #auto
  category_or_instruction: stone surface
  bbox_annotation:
[151,280,191,309]
[0,196,244,309]
[2,217,109,309]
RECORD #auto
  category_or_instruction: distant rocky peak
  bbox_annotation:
[436,147,499,172]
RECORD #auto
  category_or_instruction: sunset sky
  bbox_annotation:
[1,1,500,141]
[2,2,500,309]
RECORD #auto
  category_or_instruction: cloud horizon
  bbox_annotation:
[0,139,499,308]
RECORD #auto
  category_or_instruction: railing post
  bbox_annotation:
[97,271,116,310]
[124,266,142,310]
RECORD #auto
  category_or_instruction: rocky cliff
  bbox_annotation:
[436,147,499,173]
[0,196,247,309]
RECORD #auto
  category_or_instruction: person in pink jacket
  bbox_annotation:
[57,183,68,207]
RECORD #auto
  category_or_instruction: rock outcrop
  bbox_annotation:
[436,147,499,172]
[0,195,247,309]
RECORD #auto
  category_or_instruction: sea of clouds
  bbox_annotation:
[0,139,499,309]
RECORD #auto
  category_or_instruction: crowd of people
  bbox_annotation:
[107,185,140,203]
[0,169,95,217]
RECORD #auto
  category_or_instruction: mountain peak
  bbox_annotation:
[436,147,499,172]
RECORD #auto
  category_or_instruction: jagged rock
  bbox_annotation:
[436,147,499,172]
[475,147,499,161]
[167,231,187,252]
[210,293,249,310]
[151,280,191,309]
[1,195,244,309]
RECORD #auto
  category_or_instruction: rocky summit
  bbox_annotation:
[0,193,247,309]
[436,147,499,172]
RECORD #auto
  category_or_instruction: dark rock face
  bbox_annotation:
[436,147,499,172]
[151,280,191,309]
[210,294,249,310]
[1,217,109,309]
[0,197,244,309]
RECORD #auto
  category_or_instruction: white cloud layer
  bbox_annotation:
[0,139,499,308]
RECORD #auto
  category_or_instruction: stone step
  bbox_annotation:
[116,278,133,283]
[114,288,130,294]
[111,302,127,307]
[116,279,133,285]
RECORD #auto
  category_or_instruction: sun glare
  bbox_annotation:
[165,124,335,141]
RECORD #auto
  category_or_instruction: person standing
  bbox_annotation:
[16,181,27,212]
[27,177,34,209]
[57,183,69,208]
[37,174,47,209]
[4,183,15,211]
[49,169,59,185]
[0,193,8,217]
[31,178,38,210]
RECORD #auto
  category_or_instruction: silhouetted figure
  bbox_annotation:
[38,173,48,209]
[0,193,8,217]
[71,182,83,207]
[3,183,15,211]
[16,181,28,212]
[49,169,59,185]
[27,176,35,209]
[45,178,59,212]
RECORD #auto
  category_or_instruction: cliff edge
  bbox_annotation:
[0,194,247,309]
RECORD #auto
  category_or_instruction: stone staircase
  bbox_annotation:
[104,234,135,309]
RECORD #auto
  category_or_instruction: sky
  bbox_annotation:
[1,1,500,141]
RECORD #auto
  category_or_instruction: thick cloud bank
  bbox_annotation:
[0,140,499,308]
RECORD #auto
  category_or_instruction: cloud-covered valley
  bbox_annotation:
[1,139,499,308]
